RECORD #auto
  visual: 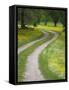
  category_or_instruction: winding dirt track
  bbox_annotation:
[23,31,58,81]
[18,31,58,81]
[18,31,49,54]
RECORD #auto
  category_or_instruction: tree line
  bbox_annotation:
[18,8,65,29]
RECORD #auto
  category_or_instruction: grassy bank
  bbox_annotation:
[39,32,65,80]
[36,25,64,32]
[18,32,53,82]
[18,28,44,47]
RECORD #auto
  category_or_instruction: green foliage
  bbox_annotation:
[48,10,61,26]
[59,11,65,26]
[18,8,65,28]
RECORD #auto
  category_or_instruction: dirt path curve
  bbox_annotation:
[23,31,58,81]
[18,31,49,54]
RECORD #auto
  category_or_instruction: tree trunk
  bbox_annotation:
[54,21,57,27]
[45,19,47,25]
[21,9,25,29]
[33,23,37,27]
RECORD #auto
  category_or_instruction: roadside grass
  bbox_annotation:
[39,32,65,80]
[18,32,54,82]
[36,25,64,32]
[18,28,44,47]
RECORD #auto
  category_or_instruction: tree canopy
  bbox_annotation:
[18,8,65,28]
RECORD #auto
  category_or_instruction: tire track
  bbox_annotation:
[23,31,58,81]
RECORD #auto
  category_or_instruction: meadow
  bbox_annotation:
[39,31,65,80]
[17,8,66,82]
[18,28,43,47]
[18,24,65,82]
[18,28,53,82]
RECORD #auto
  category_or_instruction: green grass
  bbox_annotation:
[18,25,64,82]
[36,25,64,32]
[39,32,65,80]
[18,31,54,82]
[18,28,44,47]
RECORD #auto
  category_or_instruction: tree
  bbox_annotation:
[48,10,60,26]
[18,8,35,28]
[43,10,49,25]
[21,8,25,28]
[32,9,41,26]
[59,11,65,27]
[32,9,45,26]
